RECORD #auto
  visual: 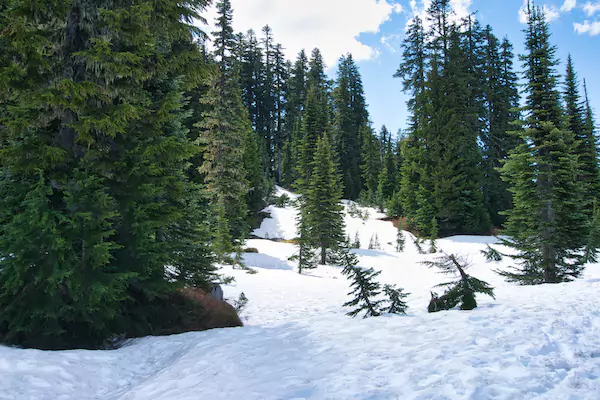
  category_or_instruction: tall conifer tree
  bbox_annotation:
[303,133,345,265]
[499,2,587,285]
[0,0,215,348]
[199,0,252,258]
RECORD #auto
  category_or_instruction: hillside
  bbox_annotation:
[1,189,600,400]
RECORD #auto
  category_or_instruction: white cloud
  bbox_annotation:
[200,0,403,67]
[583,1,600,16]
[561,0,577,12]
[574,19,600,34]
[543,4,562,21]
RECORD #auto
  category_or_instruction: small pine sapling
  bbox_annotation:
[422,253,495,312]
[481,244,503,262]
[342,266,384,318]
[383,284,409,315]
[396,221,406,253]
[412,235,426,255]
[429,217,438,254]
[353,231,361,249]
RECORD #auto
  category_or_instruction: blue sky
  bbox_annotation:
[204,0,599,136]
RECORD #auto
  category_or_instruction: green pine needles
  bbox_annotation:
[423,253,495,312]
[341,246,409,318]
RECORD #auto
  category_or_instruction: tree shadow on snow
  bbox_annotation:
[242,253,294,271]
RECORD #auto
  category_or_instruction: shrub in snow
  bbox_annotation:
[368,233,381,250]
[396,221,405,253]
[288,235,318,275]
[352,231,361,249]
[412,236,426,255]
[243,247,259,253]
[232,292,249,314]
[342,265,385,318]
[383,284,409,315]
[481,244,503,262]
[422,253,495,312]
[341,247,409,318]
[429,217,438,254]
[273,194,291,208]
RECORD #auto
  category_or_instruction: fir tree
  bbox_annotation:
[199,0,252,258]
[289,217,318,274]
[383,284,409,315]
[481,244,503,262]
[481,29,521,226]
[564,60,600,201]
[377,126,398,211]
[353,231,361,249]
[332,54,369,200]
[498,3,588,285]
[342,266,384,318]
[396,220,406,253]
[0,0,215,348]
[302,133,345,264]
[423,253,495,312]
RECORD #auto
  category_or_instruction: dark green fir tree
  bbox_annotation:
[498,2,588,285]
[303,133,345,265]
[423,253,495,312]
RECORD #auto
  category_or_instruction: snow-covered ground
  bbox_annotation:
[2,187,600,400]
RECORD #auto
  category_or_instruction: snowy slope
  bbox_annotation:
[2,190,600,400]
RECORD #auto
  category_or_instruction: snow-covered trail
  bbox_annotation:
[2,189,600,399]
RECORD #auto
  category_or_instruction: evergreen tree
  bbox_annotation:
[564,57,600,202]
[0,0,215,348]
[289,218,318,274]
[383,284,409,315]
[332,54,369,200]
[342,266,384,318]
[281,50,309,187]
[423,253,495,312]
[377,126,398,211]
[395,2,489,236]
[498,2,588,285]
[360,124,383,204]
[295,49,329,193]
[303,133,345,264]
[199,0,255,258]
[396,220,406,253]
[481,29,522,226]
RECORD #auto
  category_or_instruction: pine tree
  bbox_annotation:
[564,59,600,202]
[289,217,318,274]
[332,54,369,200]
[423,253,495,312]
[396,220,406,253]
[360,125,383,204]
[383,284,409,315]
[199,0,252,258]
[0,0,215,348]
[377,126,398,211]
[342,266,384,318]
[353,231,361,249]
[303,133,345,264]
[481,29,521,226]
[395,2,489,236]
[498,2,588,285]
[281,50,309,187]
[481,244,503,262]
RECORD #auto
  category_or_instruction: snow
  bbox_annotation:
[2,188,600,400]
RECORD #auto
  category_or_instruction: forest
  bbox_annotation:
[0,0,598,349]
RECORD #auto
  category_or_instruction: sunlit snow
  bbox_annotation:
[1,187,600,399]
